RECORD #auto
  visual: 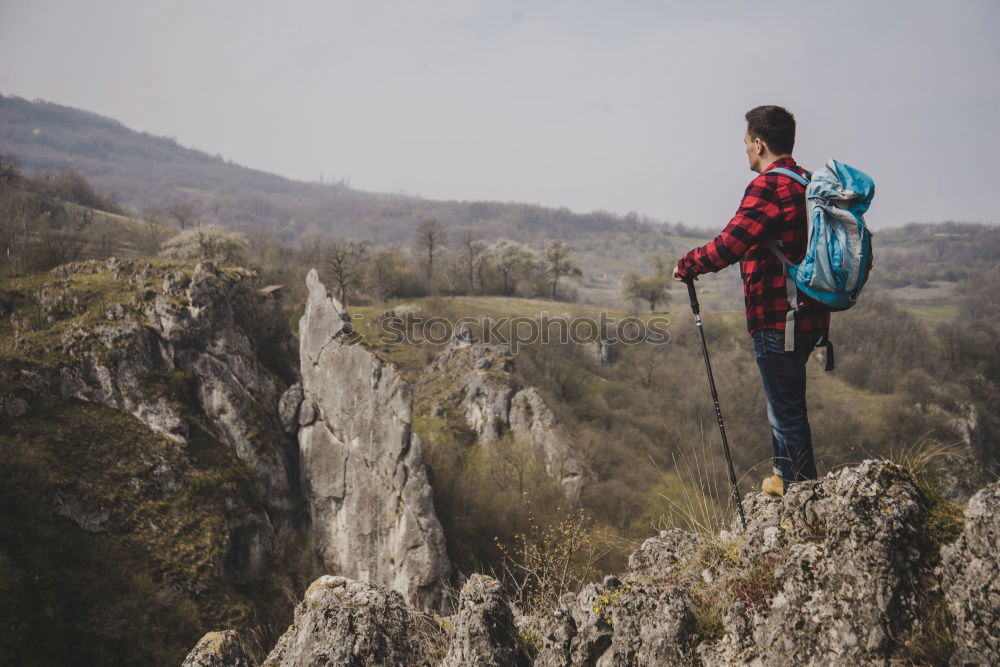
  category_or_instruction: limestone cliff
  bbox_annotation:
[3,258,300,520]
[0,258,309,665]
[428,341,589,503]
[286,269,451,611]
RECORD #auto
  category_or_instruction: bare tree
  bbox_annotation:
[366,246,410,301]
[542,241,582,300]
[91,220,119,259]
[323,238,369,305]
[441,249,469,296]
[166,200,199,230]
[135,210,171,256]
[458,230,486,294]
[0,188,30,276]
[36,227,85,269]
[78,207,95,227]
[414,218,445,290]
[138,220,169,256]
[298,234,326,270]
[628,343,666,388]
[0,154,20,187]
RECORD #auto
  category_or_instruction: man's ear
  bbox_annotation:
[754,137,766,156]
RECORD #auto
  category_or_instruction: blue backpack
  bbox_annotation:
[767,160,875,361]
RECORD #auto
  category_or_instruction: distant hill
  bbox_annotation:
[0,94,671,247]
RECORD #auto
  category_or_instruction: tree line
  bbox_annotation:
[0,159,594,306]
[302,218,584,305]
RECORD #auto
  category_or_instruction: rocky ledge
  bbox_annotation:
[188,461,999,665]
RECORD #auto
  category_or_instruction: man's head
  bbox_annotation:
[744,105,795,173]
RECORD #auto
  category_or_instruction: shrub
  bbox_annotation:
[159,224,248,264]
[493,503,618,617]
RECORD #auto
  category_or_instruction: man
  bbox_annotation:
[672,105,830,498]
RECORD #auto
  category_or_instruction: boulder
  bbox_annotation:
[535,576,694,666]
[941,480,1000,664]
[278,382,304,434]
[263,576,424,666]
[181,630,250,667]
[626,528,700,577]
[442,574,531,667]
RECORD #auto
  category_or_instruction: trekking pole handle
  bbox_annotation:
[684,278,700,315]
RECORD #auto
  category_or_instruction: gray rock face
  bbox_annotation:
[534,577,694,666]
[296,269,450,611]
[153,265,296,510]
[3,260,300,585]
[508,387,586,502]
[38,261,299,516]
[700,460,928,665]
[181,630,251,667]
[432,342,588,502]
[51,489,110,533]
[942,481,1000,665]
[278,382,304,434]
[442,574,531,667]
[627,528,700,577]
[263,575,424,666]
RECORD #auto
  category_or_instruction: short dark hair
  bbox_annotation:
[745,105,796,155]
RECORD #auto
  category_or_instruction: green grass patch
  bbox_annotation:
[902,304,959,324]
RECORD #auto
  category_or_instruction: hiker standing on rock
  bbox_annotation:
[672,105,830,498]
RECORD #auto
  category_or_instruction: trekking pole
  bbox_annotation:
[684,278,748,531]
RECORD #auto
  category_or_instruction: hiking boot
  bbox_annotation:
[762,474,784,498]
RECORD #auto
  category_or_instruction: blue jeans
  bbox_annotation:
[752,327,823,486]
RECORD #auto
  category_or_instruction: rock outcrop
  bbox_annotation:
[0,259,306,664]
[263,575,426,666]
[695,461,928,664]
[430,342,588,502]
[252,460,999,666]
[442,574,531,667]
[534,576,695,666]
[181,630,251,667]
[143,261,299,514]
[941,480,1000,664]
[293,269,450,611]
[5,259,299,521]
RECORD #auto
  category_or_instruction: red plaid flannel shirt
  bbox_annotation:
[676,157,831,336]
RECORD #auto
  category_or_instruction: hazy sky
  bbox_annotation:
[2,0,998,229]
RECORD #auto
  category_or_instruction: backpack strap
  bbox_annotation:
[766,239,799,351]
[765,166,810,352]
[766,239,836,368]
[768,167,810,187]
[817,331,835,371]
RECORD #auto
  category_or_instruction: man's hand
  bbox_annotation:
[672,265,696,282]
